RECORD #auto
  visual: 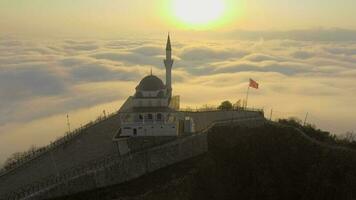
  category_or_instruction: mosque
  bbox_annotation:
[118,35,192,138]
[0,33,267,200]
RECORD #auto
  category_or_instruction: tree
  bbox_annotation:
[218,101,233,110]
[3,152,23,170]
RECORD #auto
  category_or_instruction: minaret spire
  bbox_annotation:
[166,33,172,51]
[164,33,174,97]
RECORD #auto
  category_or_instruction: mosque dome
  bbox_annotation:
[136,75,165,91]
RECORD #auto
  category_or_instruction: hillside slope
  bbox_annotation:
[0,114,121,194]
[54,123,356,200]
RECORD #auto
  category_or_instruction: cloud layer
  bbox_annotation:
[1,32,356,164]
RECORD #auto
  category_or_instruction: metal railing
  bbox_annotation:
[179,106,264,114]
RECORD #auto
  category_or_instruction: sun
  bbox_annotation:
[173,0,226,26]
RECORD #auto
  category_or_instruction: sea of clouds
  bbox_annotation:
[0,29,356,164]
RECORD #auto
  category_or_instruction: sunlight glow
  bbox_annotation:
[173,0,226,25]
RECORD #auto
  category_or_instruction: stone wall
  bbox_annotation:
[184,110,264,131]
[124,137,178,153]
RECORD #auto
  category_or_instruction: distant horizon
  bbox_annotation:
[2,27,356,40]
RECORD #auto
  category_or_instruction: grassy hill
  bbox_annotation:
[54,121,356,200]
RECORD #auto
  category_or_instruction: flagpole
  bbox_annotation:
[245,85,250,108]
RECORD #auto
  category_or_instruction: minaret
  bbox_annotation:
[164,34,174,96]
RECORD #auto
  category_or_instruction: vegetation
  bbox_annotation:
[3,145,40,170]
[56,120,356,200]
[195,124,356,200]
[279,117,356,149]
[217,100,233,110]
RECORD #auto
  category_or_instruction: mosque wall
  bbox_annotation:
[184,110,264,131]
[121,122,178,137]
[132,98,169,107]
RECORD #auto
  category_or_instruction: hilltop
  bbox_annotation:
[54,120,356,200]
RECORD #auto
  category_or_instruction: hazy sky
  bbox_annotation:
[1,0,356,37]
[0,0,356,165]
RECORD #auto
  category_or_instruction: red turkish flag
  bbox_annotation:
[249,79,259,89]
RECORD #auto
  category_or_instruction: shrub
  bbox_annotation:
[217,101,233,110]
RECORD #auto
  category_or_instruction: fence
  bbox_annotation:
[0,111,120,177]
[179,106,264,114]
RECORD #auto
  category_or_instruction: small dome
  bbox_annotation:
[136,75,165,91]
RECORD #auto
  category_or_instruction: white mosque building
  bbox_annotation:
[132,34,174,108]
[118,35,193,138]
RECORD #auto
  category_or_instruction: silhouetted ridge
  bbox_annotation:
[55,122,356,200]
